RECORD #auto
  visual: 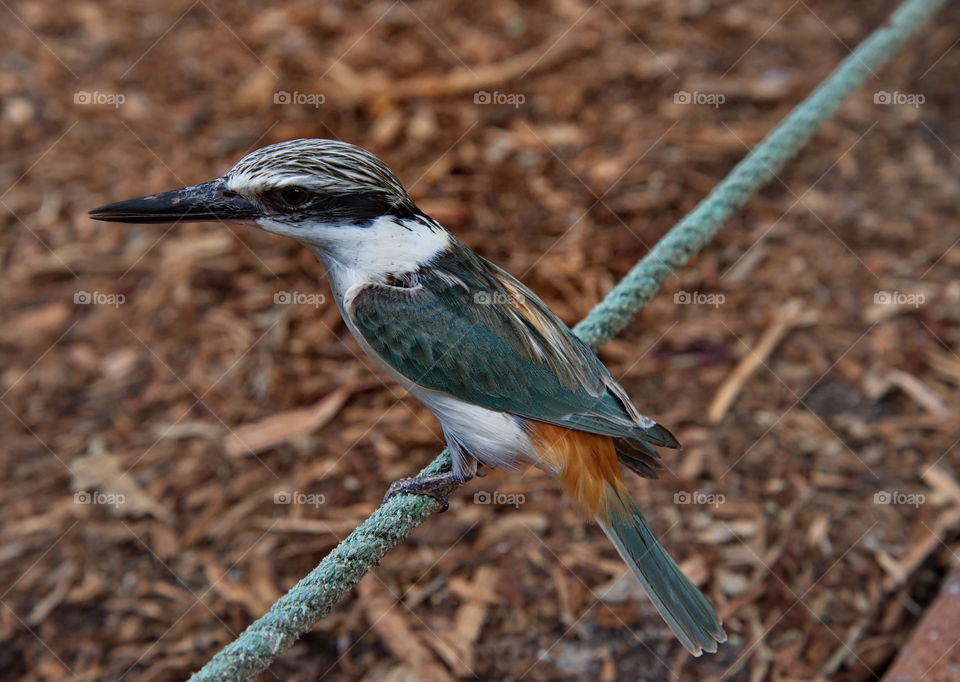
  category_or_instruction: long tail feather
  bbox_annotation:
[528,421,724,654]
[599,488,726,656]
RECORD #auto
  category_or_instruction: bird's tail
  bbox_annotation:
[528,421,725,655]
[598,487,726,656]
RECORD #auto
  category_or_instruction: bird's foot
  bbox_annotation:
[383,470,472,512]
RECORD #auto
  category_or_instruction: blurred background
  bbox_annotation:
[2,1,959,680]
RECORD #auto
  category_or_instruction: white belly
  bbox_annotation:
[412,388,535,474]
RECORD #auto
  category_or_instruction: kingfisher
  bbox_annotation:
[90,138,725,655]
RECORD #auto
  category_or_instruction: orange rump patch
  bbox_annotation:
[529,422,628,522]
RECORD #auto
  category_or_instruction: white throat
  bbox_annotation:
[298,215,451,298]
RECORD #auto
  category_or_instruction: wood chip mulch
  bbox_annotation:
[2,1,959,680]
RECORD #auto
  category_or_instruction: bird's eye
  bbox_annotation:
[278,186,310,207]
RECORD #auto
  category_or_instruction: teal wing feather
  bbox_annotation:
[346,247,677,450]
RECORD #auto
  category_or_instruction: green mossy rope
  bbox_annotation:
[191,0,948,677]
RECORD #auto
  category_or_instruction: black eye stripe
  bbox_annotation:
[278,186,309,206]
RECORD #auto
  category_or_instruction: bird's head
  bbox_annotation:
[89,139,443,269]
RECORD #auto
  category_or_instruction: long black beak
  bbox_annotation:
[89,178,260,224]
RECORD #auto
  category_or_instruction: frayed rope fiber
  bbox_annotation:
[190,0,948,678]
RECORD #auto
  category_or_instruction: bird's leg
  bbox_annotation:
[383,456,477,512]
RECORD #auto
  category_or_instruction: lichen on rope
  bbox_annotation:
[190,0,949,678]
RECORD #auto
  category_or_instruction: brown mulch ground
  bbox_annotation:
[2,1,960,680]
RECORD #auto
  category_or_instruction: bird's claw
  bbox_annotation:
[383,472,472,512]
[383,477,451,511]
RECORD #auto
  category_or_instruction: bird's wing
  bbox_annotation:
[346,246,676,448]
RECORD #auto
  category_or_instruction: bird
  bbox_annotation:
[90,138,726,655]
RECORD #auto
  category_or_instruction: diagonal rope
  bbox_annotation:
[190,0,948,678]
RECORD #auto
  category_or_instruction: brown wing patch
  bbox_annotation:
[494,273,554,336]
[529,422,629,522]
